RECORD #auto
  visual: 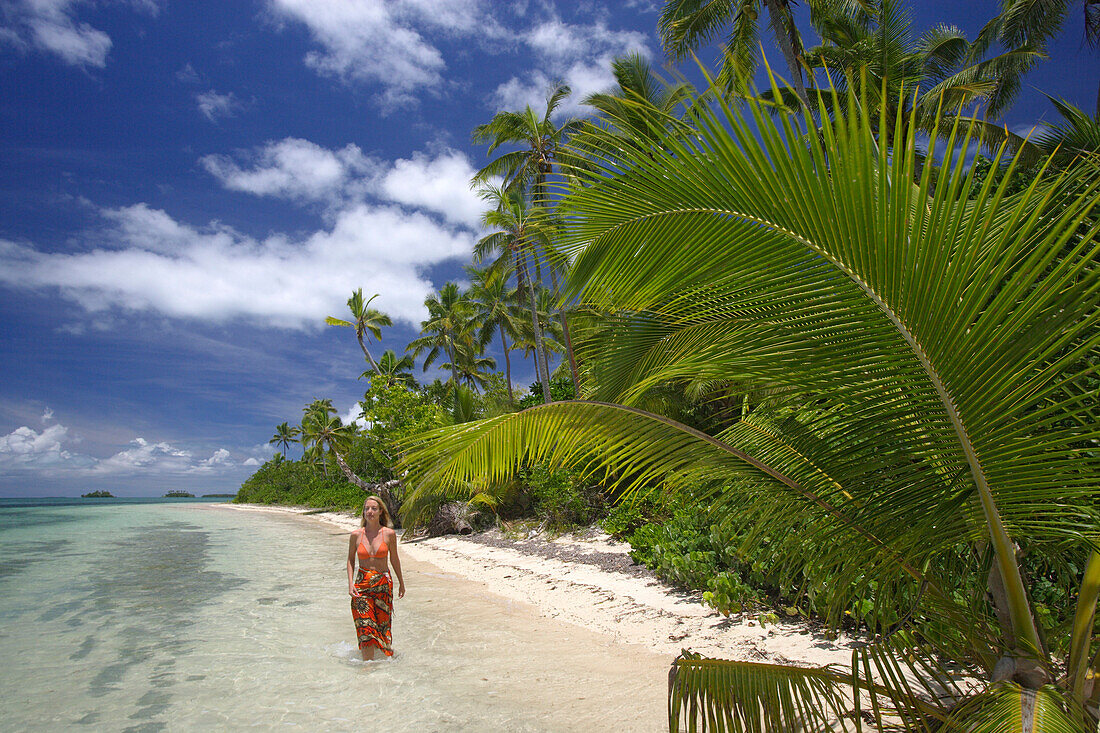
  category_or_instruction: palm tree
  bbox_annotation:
[406,283,476,394]
[325,289,392,373]
[475,183,556,403]
[573,52,695,172]
[658,0,855,107]
[268,421,299,458]
[300,398,371,489]
[796,0,1042,132]
[443,349,497,393]
[1034,94,1100,161]
[471,82,584,205]
[472,85,587,395]
[976,0,1100,115]
[362,349,417,389]
[466,265,523,402]
[400,73,1100,729]
[299,398,338,476]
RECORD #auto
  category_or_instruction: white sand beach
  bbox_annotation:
[222,503,864,669]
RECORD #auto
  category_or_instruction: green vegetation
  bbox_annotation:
[163,491,194,498]
[81,490,114,498]
[240,1,1100,728]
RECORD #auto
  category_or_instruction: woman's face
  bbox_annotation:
[363,500,381,522]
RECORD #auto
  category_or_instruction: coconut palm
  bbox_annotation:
[300,398,367,486]
[783,0,1043,154]
[471,82,584,204]
[466,265,523,402]
[658,0,875,106]
[299,399,338,476]
[406,283,476,395]
[472,86,587,393]
[268,421,299,458]
[442,349,497,393]
[325,289,392,373]
[362,349,417,389]
[400,71,1100,729]
[475,183,557,403]
[976,0,1100,115]
[572,52,696,173]
[1034,94,1100,162]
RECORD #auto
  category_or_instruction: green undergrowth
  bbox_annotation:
[238,454,1081,647]
[601,486,1083,647]
[234,460,364,512]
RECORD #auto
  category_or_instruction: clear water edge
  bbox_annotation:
[0,500,668,732]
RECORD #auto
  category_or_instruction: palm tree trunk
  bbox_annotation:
[762,0,810,109]
[499,323,515,402]
[357,334,380,373]
[517,249,552,404]
[446,343,460,399]
[548,267,581,397]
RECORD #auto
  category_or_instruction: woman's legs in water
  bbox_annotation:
[360,644,376,661]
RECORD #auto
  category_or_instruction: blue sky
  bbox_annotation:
[0,1,1095,497]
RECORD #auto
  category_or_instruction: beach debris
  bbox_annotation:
[427,501,473,536]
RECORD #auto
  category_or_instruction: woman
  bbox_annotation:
[347,495,405,660]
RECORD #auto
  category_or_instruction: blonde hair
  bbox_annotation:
[359,496,393,528]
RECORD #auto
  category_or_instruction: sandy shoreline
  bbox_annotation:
[220,503,863,668]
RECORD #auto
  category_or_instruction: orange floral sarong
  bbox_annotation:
[351,567,393,655]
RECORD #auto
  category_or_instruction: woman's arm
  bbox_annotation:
[347,531,360,596]
[388,528,405,598]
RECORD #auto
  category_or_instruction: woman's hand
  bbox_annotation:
[397,581,405,599]
[349,586,360,597]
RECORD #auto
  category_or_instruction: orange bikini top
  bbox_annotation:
[357,532,388,561]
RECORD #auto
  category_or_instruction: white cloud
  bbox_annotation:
[0,0,161,68]
[493,19,651,117]
[201,138,376,203]
[93,437,193,474]
[379,151,485,228]
[0,420,256,477]
[266,0,499,108]
[243,457,261,467]
[0,423,84,469]
[198,448,234,469]
[195,90,242,122]
[342,402,366,428]
[203,138,486,228]
[0,200,473,329]
[42,407,54,423]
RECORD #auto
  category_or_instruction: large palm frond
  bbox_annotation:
[401,65,1100,726]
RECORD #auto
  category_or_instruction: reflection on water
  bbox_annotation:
[0,502,667,732]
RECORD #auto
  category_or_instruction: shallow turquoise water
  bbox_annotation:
[0,501,667,731]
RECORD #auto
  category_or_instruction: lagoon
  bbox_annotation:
[0,499,666,731]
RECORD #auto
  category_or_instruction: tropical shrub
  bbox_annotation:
[400,67,1100,731]
[235,459,363,511]
[521,463,605,531]
[518,377,576,408]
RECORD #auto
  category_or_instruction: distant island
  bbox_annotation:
[81,490,114,498]
[164,490,195,498]
[202,493,236,498]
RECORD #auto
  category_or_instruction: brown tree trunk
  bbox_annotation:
[332,450,402,527]
[517,248,552,404]
[357,332,379,373]
[762,0,810,109]
[548,266,580,397]
[500,323,515,403]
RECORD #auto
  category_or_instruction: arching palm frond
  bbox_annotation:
[401,67,1100,728]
